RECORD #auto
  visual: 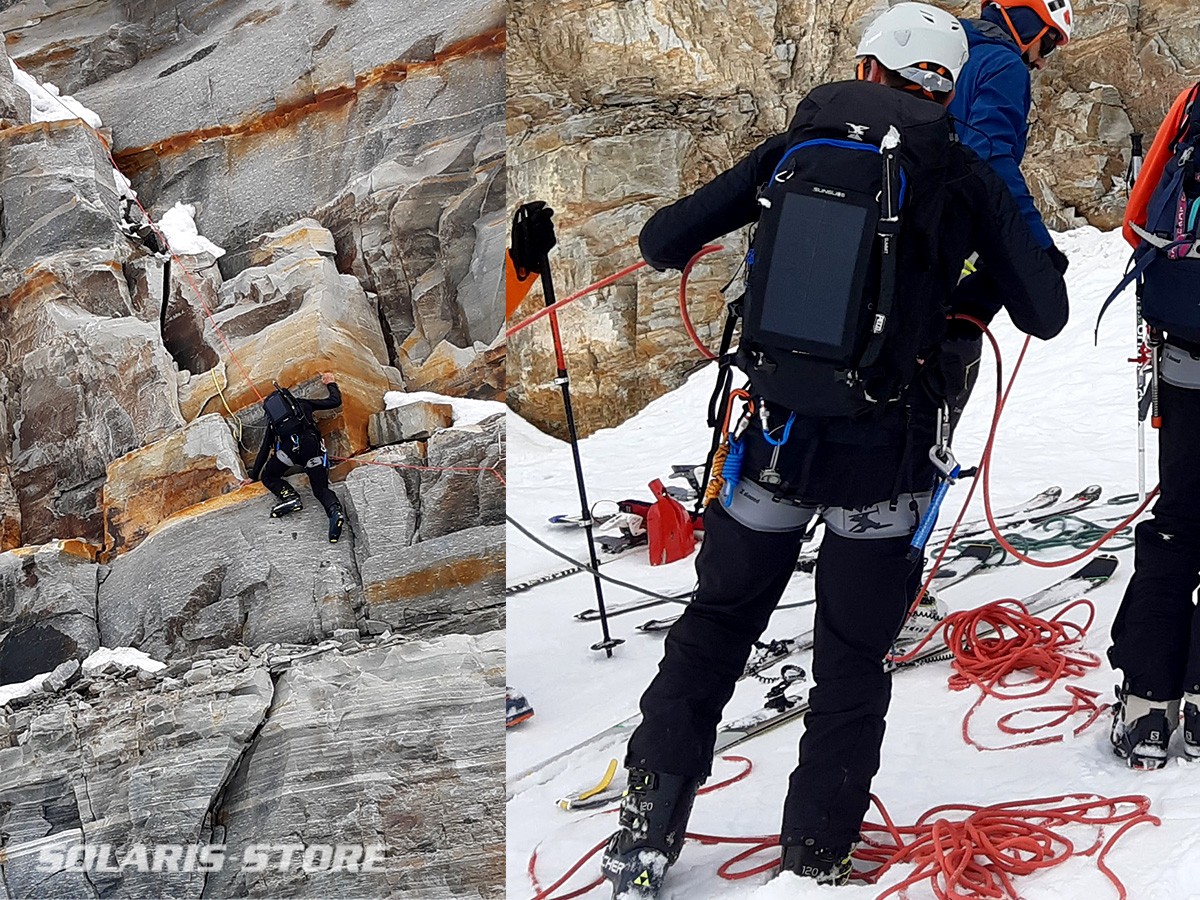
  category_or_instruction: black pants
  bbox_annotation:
[261,449,340,517]
[625,502,920,848]
[1109,380,1200,700]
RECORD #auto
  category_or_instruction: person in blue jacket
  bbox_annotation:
[934,0,1074,429]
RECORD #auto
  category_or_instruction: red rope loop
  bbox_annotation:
[859,793,1159,900]
[892,597,1108,750]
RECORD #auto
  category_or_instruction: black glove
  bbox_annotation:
[924,332,984,403]
[948,268,1004,335]
[1046,243,1070,275]
[510,201,557,278]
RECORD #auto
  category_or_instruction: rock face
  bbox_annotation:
[3,0,507,403]
[0,540,99,684]
[369,399,455,446]
[0,637,501,899]
[0,3,505,896]
[102,413,246,557]
[507,0,1200,434]
[209,634,504,899]
[176,218,401,459]
[8,300,185,546]
[343,413,506,638]
[98,485,363,661]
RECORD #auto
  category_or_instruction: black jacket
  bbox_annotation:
[639,81,1069,506]
[250,382,342,480]
[641,81,1067,343]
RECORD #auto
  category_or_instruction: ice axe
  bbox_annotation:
[647,479,695,566]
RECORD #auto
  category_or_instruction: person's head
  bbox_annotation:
[855,3,970,107]
[982,0,1073,70]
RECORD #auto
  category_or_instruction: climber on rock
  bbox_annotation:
[249,372,346,543]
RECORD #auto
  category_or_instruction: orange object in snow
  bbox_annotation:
[647,479,695,566]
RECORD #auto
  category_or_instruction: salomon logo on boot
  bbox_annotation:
[600,768,701,898]
[1183,694,1200,760]
[780,839,854,885]
[1110,686,1178,770]
[328,507,345,543]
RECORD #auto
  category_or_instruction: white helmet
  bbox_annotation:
[856,2,970,96]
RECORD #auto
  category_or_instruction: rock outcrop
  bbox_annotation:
[507,0,1200,434]
[3,0,507,402]
[0,3,505,896]
[0,633,503,899]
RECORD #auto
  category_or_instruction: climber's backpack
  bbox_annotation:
[263,385,317,443]
[1098,82,1200,342]
[729,81,953,418]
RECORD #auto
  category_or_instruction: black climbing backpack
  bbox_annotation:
[262,385,317,442]
[731,81,953,418]
[1098,83,1200,343]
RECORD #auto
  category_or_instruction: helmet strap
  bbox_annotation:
[994,4,1050,56]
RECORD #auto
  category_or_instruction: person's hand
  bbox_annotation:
[321,372,335,385]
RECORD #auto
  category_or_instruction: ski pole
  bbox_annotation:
[1126,133,1144,192]
[515,201,623,656]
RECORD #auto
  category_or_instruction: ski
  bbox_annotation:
[638,543,1000,634]
[792,485,1065,575]
[575,589,692,622]
[505,541,645,597]
[712,554,1119,754]
[548,498,653,529]
[931,541,1003,585]
[952,484,1101,541]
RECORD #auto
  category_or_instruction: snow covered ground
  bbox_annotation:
[505,226,1200,899]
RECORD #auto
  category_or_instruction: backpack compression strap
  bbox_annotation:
[858,128,903,371]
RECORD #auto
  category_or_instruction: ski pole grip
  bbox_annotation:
[907,466,959,563]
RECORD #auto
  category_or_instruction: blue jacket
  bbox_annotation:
[949,18,1052,248]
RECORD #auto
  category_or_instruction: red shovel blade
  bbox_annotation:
[647,479,695,566]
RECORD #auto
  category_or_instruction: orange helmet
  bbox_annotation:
[984,0,1073,54]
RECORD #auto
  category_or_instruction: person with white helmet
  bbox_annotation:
[599,4,1069,895]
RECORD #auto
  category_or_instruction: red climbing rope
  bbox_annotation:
[966,320,1157,569]
[330,455,506,486]
[909,315,1156,627]
[678,245,723,360]
[506,259,649,339]
[505,245,725,346]
[894,597,1109,749]
[857,793,1159,900]
[530,789,1158,900]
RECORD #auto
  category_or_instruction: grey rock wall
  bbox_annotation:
[2,0,506,400]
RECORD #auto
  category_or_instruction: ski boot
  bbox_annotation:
[1110,685,1178,770]
[898,590,947,645]
[1183,693,1200,760]
[270,487,303,518]
[506,687,534,728]
[328,504,345,543]
[600,768,701,898]
[780,839,855,885]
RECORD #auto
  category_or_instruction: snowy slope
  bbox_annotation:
[506,225,1200,899]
